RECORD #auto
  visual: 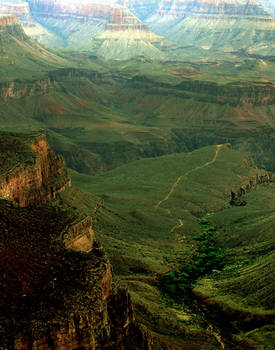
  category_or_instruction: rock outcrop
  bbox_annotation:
[63,216,94,253]
[23,1,164,58]
[99,5,162,40]
[0,78,59,101]
[0,132,152,350]
[230,169,270,204]
[0,14,20,27]
[0,2,31,21]
[146,0,275,55]
[96,5,164,59]
[0,133,71,206]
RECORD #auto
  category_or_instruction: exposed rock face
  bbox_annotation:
[0,13,20,26]
[96,5,163,59]
[0,78,59,100]
[63,216,95,253]
[2,1,274,56]
[0,132,152,350]
[230,168,270,203]
[146,0,275,55]
[0,133,71,206]
[153,0,271,17]
[0,2,31,21]
[22,1,164,58]
[107,6,150,31]
[28,0,111,20]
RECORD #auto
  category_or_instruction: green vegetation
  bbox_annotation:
[67,144,273,348]
[194,182,275,314]
[0,132,40,176]
[0,21,274,348]
[159,218,225,301]
[0,31,274,174]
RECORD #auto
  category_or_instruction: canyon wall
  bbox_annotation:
[0,3,31,21]
[0,132,152,350]
[0,133,71,206]
[0,78,59,101]
[145,0,275,54]
[0,14,20,26]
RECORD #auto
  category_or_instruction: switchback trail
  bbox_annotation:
[155,145,223,209]
[170,219,184,233]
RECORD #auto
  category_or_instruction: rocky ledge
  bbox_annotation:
[0,3,31,21]
[0,132,71,207]
[0,132,152,349]
[0,14,20,27]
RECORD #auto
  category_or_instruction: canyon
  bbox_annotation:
[0,2,274,349]
[1,1,274,58]
[145,0,275,56]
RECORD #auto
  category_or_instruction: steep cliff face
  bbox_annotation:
[0,133,71,206]
[154,0,271,17]
[24,0,164,58]
[0,132,152,350]
[97,5,164,59]
[0,2,31,21]
[146,0,275,55]
[0,78,59,100]
[0,14,20,27]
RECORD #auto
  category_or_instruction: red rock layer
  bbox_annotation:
[0,134,71,206]
[107,6,149,31]
[0,79,59,101]
[0,14,20,26]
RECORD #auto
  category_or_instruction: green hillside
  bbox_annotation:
[0,12,274,350]
[57,144,274,349]
[0,18,274,175]
[1,52,274,175]
[70,145,270,274]
[0,16,70,82]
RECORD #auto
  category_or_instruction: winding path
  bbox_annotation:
[170,219,184,233]
[155,145,223,209]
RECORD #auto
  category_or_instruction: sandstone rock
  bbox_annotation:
[0,133,71,206]
[0,132,152,350]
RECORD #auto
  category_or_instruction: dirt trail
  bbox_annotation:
[170,219,184,233]
[155,145,223,209]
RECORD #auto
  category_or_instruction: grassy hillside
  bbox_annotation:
[0,18,70,82]
[196,182,275,313]
[193,182,275,348]
[1,55,274,175]
[56,144,274,349]
[70,144,269,273]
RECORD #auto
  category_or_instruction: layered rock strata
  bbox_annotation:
[0,2,31,21]
[0,132,152,350]
[0,13,20,26]
[25,1,163,57]
[98,5,163,43]
[0,79,59,101]
[0,133,71,206]
[146,0,275,54]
